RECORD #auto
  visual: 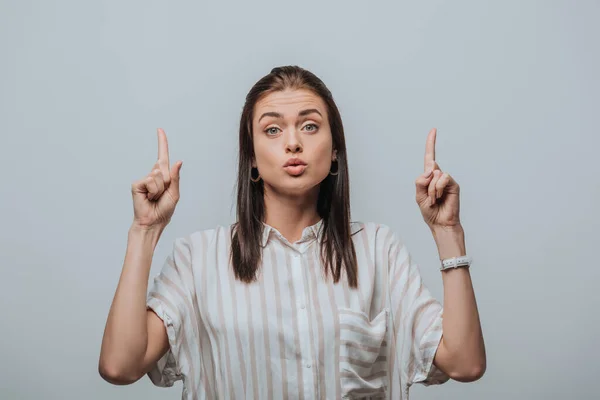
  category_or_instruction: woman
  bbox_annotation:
[99,65,486,399]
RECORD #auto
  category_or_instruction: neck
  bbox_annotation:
[263,185,321,243]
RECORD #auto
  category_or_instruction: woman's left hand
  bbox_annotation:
[415,128,462,230]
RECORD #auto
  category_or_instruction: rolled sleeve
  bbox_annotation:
[409,307,449,386]
[146,297,182,387]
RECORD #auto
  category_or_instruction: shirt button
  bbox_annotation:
[306,363,312,369]
[300,304,306,309]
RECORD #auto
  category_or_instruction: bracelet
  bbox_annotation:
[440,255,472,271]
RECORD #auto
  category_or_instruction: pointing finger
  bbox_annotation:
[157,128,170,167]
[424,128,437,172]
[157,128,171,183]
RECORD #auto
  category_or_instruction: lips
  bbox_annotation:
[283,164,307,176]
[283,158,307,167]
[283,158,307,176]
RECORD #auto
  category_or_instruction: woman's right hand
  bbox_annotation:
[131,128,183,230]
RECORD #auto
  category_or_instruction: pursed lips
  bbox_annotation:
[283,158,307,167]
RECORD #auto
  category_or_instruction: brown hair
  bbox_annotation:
[230,65,358,288]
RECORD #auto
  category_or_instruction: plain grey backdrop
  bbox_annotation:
[1,0,598,399]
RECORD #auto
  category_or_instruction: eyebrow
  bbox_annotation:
[258,108,323,123]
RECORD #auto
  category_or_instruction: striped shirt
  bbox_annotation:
[146,219,449,399]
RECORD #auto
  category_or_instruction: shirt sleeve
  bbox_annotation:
[145,235,199,387]
[384,226,450,387]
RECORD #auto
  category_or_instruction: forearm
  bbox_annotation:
[432,226,486,378]
[99,225,163,378]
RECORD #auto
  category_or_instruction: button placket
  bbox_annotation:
[293,253,306,313]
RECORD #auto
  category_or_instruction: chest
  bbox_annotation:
[197,241,389,344]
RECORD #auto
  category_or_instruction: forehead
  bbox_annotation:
[254,89,327,117]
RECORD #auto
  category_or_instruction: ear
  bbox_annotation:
[251,158,257,168]
[332,149,338,161]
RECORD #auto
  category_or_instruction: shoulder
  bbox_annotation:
[350,221,403,242]
[176,224,234,255]
[188,224,232,242]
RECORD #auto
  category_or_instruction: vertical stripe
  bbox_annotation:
[245,282,259,399]
[380,227,400,398]
[226,233,247,398]
[388,234,408,400]
[264,245,284,399]
[378,226,392,313]
[302,244,319,396]
[408,283,438,385]
[381,230,394,399]
[215,231,236,400]
[259,248,274,400]
[392,241,418,399]
[271,245,289,398]
[379,228,395,398]
[182,326,198,400]
[285,250,304,399]
[196,231,214,398]
[325,260,341,400]
[359,226,376,316]
[308,246,326,398]
[336,238,351,308]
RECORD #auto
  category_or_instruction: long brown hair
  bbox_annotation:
[230,65,358,288]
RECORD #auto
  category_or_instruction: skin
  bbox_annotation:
[251,88,337,243]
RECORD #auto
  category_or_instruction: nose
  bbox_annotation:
[285,131,303,154]
[286,143,302,153]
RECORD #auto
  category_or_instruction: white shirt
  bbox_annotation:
[146,219,449,399]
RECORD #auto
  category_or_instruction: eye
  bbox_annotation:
[265,127,280,135]
[303,123,319,133]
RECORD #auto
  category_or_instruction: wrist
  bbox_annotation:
[129,223,164,247]
[430,222,463,235]
[431,225,466,260]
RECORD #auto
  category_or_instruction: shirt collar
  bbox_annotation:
[260,218,324,248]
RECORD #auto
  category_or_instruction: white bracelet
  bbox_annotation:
[440,255,472,271]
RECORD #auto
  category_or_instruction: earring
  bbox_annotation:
[329,159,339,176]
[250,167,262,182]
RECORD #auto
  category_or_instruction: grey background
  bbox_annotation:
[1,0,598,399]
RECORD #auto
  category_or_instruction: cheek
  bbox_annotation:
[312,141,334,173]
[252,136,277,168]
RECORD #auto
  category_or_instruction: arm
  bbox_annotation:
[98,224,169,385]
[431,225,486,382]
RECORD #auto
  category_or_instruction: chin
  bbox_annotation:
[265,177,321,197]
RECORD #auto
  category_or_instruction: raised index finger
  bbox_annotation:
[424,128,436,171]
[157,128,170,166]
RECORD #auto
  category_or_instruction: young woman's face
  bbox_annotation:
[252,88,336,198]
